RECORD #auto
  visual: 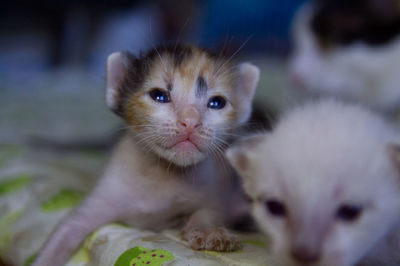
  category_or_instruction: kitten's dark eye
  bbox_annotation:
[265,199,286,217]
[336,204,362,222]
[207,96,226,110]
[149,88,170,103]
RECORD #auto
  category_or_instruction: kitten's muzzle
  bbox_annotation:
[167,133,203,152]
[177,105,202,134]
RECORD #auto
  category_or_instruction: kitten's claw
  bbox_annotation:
[182,226,241,252]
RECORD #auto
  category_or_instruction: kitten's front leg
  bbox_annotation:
[181,208,241,252]
[32,191,122,266]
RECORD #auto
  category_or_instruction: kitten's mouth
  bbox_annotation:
[169,138,201,152]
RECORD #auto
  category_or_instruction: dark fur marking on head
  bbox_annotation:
[173,45,193,67]
[196,76,208,98]
[166,82,173,91]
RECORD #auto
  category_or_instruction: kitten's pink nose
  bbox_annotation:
[290,70,305,88]
[291,245,320,264]
[177,106,202,132]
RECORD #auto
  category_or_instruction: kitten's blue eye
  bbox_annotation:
[336,204,362,222]
[207,96,226,110]
[149,88,170,103]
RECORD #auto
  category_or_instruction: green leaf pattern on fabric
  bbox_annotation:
[0,174,32,196]
[41,189,84,212]
[114,247,175,266]
[24,253,37,266]
[69,227,102,264]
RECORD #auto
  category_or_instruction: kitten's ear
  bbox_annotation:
[388,144,400,174]
[236,63,260,124]
[226,134,266,176]
[106,51,135,113]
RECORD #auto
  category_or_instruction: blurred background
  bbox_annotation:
[0,0,306,144]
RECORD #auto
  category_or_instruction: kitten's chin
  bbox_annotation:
[153,142,207,167]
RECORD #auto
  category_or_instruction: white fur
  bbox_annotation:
[227,100,400,266]
[289,4,400,112]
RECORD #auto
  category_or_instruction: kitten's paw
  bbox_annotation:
[181,226,241,252]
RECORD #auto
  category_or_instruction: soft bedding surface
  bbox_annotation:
[0,144,273,266]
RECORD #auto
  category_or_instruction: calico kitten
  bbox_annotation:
[227,100,400,266]
[32,44,260,266]
[289,0,400,113]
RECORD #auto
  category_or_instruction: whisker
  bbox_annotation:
[208,141,230,179]
[217,32,232,59]
[135,133,161,146]
[148,17,167,72]
[174,17,191,53]
[214,35,252,78]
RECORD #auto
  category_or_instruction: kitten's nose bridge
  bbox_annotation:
[289,221,323,264]
[177,105,202,131]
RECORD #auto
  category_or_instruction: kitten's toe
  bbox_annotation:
[204,227,241,251]
[182,227,241,252]
[181,227,207,250]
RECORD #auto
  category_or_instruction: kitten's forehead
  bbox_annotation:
[265,140,387,203]
[252,102,398,204]
[145,45,234,96]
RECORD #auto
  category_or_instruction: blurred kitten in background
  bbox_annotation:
[289,0,400,114]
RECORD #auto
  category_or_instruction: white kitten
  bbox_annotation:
[289,0,400,113]
[227,100,400,266]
